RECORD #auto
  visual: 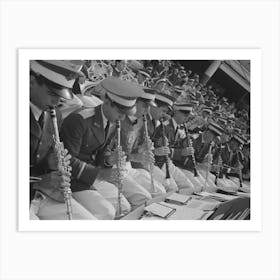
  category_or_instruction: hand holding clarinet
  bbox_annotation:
[183,124,198,177]
[142,114,157,194]
[34,108,73,220]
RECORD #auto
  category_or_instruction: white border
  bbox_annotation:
[18,49,262,232]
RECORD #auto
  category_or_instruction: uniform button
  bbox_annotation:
[39,142,42,145]
[37,155,40,158]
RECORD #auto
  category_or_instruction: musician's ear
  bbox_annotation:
[30,74,40,91]
[30,74,36,87]
[103,97,110,106]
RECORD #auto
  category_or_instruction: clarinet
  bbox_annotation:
[49,108,73,220]
[214,144,223,185]
[183,124,198,177]
[115,120,125,218]
[236,149,244,188]
[160,118,171,180]
[203,141,215,191]
[143,115,156,194]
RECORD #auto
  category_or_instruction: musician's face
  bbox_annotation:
[116,60,126,71]
[174,111,189,124]
[103,99,127,122]
[171,91,180,100]
[30,76,61,110]
[151,106,169,120]
[136,100,149,116]
[156,83,165,91]
[137,73,145,84]
[202,130,215,144]
[193,104,199,110]
[202,111,210,119]
[221,133,229,143]
[243,147,250,157]
[228,139,239,151]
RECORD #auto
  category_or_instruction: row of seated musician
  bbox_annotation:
[30,60,249,220]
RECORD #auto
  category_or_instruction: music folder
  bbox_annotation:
[165,193,191,205]
[144,202,176,219]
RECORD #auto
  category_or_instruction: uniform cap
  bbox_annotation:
[189,94,197,100]
[155,91,176,107]
[141,87,157,107]
[173,103,193,113]
[207,122,225,136]
[128,60,143,71]
[155,78,173,86]
[173,85,184,93]
[217,118,227,127]
[232,134,246,145]
[233,128,242,134]
[227,118,235,124]
[202,107,212,114]
[30,60,83,100]
[101,77,144,115]
[190,100,199,106]
[138,69,151,78]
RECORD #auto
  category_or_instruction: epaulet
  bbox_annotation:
[77,107,96,119]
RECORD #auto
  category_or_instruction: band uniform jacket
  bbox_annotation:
[211,143,245,177]
[192,134,211,163]
[60,105,111,192]
[152,118,185,169]
[129,114,157,169]
[30,108,61,200]
[225,150,245,177]
[120,116,143,157]
[210,143,231,176]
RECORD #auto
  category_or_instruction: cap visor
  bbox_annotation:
[148,100,157,107]
[50,87,74,100]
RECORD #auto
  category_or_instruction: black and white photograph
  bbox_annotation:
[27,57,251,222]
[2,1,280,280]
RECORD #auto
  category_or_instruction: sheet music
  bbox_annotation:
[142,202,207,220]
[165,193,192,204]
[144,203,175,218]
[195,191,237,201]
[186,198,219,211]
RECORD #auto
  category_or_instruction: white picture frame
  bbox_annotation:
[1,1,279,279]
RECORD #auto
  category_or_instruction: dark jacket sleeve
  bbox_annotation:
[60,114,99,187]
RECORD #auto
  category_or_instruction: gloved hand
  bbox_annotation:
[182,146,195,157]
[154,146,170,156]
[33,171,71,192]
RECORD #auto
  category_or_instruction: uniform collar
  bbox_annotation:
[100,105,108,129]
[172,118,178,129]
[128,115,138,125]
[30,102,43,121]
